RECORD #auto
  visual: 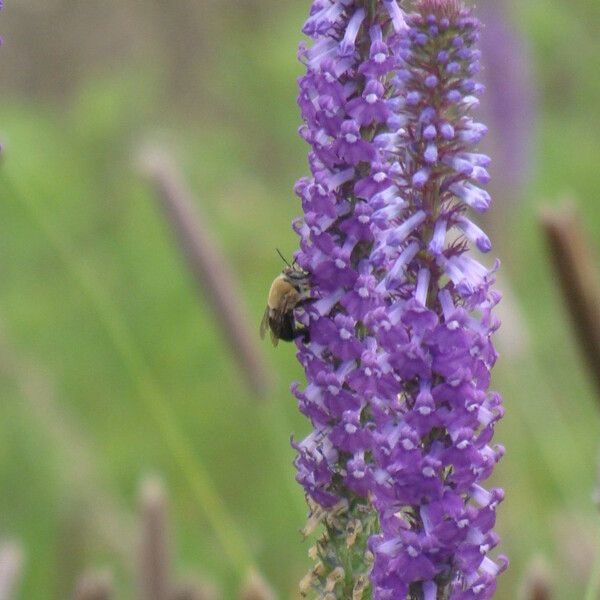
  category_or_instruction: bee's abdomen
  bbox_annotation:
[271,314,296,342]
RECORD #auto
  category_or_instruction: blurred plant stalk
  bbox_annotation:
[71,476,222,600]
[238,570,276,600]
[477,0,537,364]
[518,557,553,600]
[540,205,600,399]
[138,477,172,600]
[74,572,114,600]
[0,542,23,600]
[541,206,600,600]
[170,579,220,600]
[70,476,281,600]
[135,476,275,600]
[139,147,273,398]
[478,0,536,204]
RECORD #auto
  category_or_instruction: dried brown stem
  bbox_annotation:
[0,542,23,600]
[169,578,220,600]
[239,569,276,600]
[139,148,273,398]
[518,556,553,600]
[139,476,172,600]
[74,572,114,600]
[540,205,600,399]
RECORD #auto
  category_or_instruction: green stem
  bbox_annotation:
[2,167,255,575]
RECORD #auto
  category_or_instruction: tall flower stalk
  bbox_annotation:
[292,1,506,598]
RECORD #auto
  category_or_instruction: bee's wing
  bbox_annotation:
[268,301,286,348]
[259,306,270,340]
[272,292,298,347]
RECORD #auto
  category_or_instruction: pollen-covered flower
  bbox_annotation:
[292,1,505,598]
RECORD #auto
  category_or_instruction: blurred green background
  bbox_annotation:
[0,0,600,598]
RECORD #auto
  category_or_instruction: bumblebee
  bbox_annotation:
[260,259,311,346]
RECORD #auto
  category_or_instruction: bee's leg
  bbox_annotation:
[296,294,313,306]
[293,324,310,344]
[293,297,312,343]
[301,327,310,344]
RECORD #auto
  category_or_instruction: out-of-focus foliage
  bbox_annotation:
[0,1,600,598]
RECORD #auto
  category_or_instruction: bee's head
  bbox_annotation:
[282,266,308,281]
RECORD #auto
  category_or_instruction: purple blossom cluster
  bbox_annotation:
[292,0,506,597]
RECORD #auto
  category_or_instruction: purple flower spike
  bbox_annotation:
[293,0,504,598]
[294,2,411,595]
[366,2,505,598]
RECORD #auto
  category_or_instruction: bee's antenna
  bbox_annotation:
[276,248,292,268]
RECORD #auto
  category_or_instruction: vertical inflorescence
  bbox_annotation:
[292,1,506,598]
[293,1,408,596]
[366,2,507,598]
